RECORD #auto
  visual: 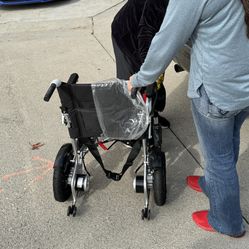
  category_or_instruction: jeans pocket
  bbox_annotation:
[192,85,241,119]
[208,103,240,119]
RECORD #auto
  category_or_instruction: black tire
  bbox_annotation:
[53,143,73,202]
[153,152,167,206]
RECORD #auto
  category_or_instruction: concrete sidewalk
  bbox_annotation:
[0,1,249,248]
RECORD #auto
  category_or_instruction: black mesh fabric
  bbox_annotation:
[57,80,149,140]
[57,83,102,138]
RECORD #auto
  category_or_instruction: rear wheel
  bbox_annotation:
[53,143,74,202]
[153,152,167,206]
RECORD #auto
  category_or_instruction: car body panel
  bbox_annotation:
[0,0,55,6]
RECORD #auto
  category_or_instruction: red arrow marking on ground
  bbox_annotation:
[0,156,54,193]
[2,165,50,182]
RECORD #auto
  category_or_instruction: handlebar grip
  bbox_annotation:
[67,73,79,84]
[131,87,139,99]
[44,83,56,102]
[43,79,62,102]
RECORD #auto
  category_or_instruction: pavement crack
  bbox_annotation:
[90,17,94,35]
[243,215,249,225]
[90,16,115,62]
[168,127,204,169]
[93,34,115,62]
[89,0,125,18]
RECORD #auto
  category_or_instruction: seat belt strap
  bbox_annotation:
[86,139,142,181]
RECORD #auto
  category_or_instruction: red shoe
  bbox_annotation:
[186,176,202,192]
[192,210,215,232]
[192,210,246,237]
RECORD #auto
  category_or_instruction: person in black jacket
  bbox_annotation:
[111,0,170,128]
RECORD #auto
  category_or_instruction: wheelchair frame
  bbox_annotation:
[44,73,167,220]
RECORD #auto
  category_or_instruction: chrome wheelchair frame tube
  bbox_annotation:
[71,138,78,206]
[142,97,152,212]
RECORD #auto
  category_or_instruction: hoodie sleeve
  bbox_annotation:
[131,0,207,87]
[137,0,169,63]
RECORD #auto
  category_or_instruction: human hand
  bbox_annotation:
[127,79,133,93]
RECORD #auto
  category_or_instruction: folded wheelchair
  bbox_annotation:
[44,73,167,220]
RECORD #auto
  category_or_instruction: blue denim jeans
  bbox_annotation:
[191,85,249,236]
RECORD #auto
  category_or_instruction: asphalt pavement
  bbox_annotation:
[0,1,249,248]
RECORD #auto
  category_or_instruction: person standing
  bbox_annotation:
[111,0,170,128]
[128,0,249,237]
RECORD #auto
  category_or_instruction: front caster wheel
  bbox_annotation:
[141,208,150,220]
[67,205,77,217]
[67,206,72,216]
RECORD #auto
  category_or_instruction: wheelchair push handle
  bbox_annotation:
[43,79,62,102]
[67,73,79,85]
[131,83,155,100]
[131,87,139,99]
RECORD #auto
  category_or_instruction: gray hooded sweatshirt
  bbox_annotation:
[131,0,249,111]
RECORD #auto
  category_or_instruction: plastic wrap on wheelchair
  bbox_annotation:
[57,78,149,140]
